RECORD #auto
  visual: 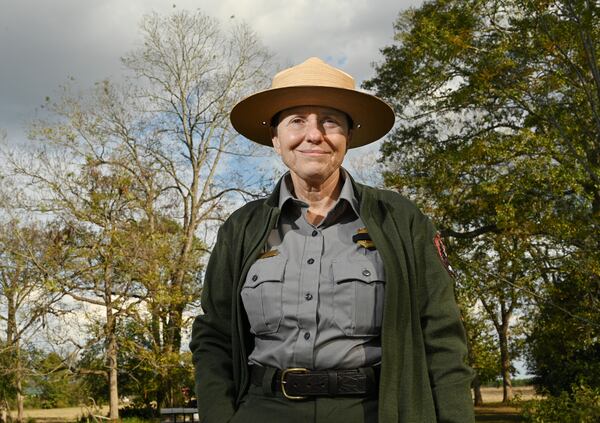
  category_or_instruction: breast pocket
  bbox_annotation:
[331,257,385,336]
[241,256,286,335]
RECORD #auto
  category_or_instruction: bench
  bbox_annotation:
[160,407,199,423]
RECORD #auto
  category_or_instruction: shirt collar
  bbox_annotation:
[278,168,360,216]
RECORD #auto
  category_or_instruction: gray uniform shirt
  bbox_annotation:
[241,170,386,370]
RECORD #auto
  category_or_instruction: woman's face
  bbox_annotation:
[271,106,352,186]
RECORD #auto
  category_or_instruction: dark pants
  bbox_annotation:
[230,384,378,423]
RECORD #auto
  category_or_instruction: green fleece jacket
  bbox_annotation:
[190,177,475,423]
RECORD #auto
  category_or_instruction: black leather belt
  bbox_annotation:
[250,366,379,400]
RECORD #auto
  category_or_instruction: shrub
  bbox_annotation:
[121,418,156,423]
[522,384,600,422]
[119,406,158,420]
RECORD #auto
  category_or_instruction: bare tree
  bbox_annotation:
[121,10,273,355]
[2,9,273,416]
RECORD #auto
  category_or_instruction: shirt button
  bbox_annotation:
[304,332,311,340]
[251,274,258,281]
[307,258,315,264]
[305,293,313,301]
[311,230,318,237]
[362,269,371,277]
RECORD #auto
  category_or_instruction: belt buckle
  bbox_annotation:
[280,367,309,400]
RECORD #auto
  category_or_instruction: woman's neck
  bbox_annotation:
[289,170,343,225]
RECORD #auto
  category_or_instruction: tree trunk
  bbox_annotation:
[499,323,513,403]
[108,353,119,421]
[16,345,24,423]
[16,378,24,423]
[6,286,24,422]
[106,310,119,421]
[472,372,483,406]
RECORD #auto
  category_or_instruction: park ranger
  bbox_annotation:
[190,57,475,422]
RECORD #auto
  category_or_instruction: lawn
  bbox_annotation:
[12,387,539,422]
[475,386,542,422]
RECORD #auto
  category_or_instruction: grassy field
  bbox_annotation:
[8,405,109,422]
[475,386,541,422]
[11,387,540,422]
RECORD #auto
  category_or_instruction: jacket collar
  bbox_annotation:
[265,177,283,208]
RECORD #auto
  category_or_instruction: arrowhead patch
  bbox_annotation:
[433,232,455,278]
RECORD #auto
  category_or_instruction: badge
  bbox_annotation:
[352,227,376,250]
[433,232,455,278]
[258,249,279,259]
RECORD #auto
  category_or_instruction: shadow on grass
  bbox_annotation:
[475,403,523,422]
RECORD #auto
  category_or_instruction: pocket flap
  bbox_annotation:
[332,258,384,284]
[244,256,286,288]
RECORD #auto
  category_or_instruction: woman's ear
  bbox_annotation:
[271,127,281,155]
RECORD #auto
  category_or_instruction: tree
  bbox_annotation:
[364,0,599,401]
[454,268,501,405]
[2,9,273,416]
[462,307,500,406]
[0,223,64,422]
[526,247,600,395]
[454,233,534,402]
[117,10,272,405]
[27,350,87,409]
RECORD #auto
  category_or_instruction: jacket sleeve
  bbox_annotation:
[189,225,237,423]
[414,213,475,423]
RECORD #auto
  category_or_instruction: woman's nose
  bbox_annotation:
[304,118,324,142]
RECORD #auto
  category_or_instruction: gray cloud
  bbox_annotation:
[0,0,421,142]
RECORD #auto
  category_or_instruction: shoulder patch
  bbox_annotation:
[433,232,455,278]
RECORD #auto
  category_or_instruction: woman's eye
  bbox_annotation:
[323,118,340,127]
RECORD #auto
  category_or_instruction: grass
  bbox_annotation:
[14,387,539,422]
[473,386,542,422]
[476,403,524,422]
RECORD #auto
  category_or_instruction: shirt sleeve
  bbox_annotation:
[414,213,475,423]
[189,225,237,423]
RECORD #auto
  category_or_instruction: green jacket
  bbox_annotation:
[190,178,475,423]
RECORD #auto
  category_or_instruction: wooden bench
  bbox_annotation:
[160,407,199,423]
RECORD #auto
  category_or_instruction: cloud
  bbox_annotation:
[0,0,421,142]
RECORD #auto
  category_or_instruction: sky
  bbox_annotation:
[0,0,423,146]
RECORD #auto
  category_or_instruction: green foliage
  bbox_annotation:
[118,318,195,406]
[522,384,600,422]
[77,344,109,405]
[365,0,599,243]
[365,0,600,396]
[119,406,158,420]
[0,342,17,403]
[526,266,600,395]
[26,351,89,408]
[461,303,501,384]
[120,418,155,423]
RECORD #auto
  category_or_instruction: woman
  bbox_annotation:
[190,57,475,423]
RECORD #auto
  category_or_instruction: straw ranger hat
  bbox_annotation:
[230,57,395,149]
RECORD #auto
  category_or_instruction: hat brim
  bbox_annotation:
[230,86,395,149]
